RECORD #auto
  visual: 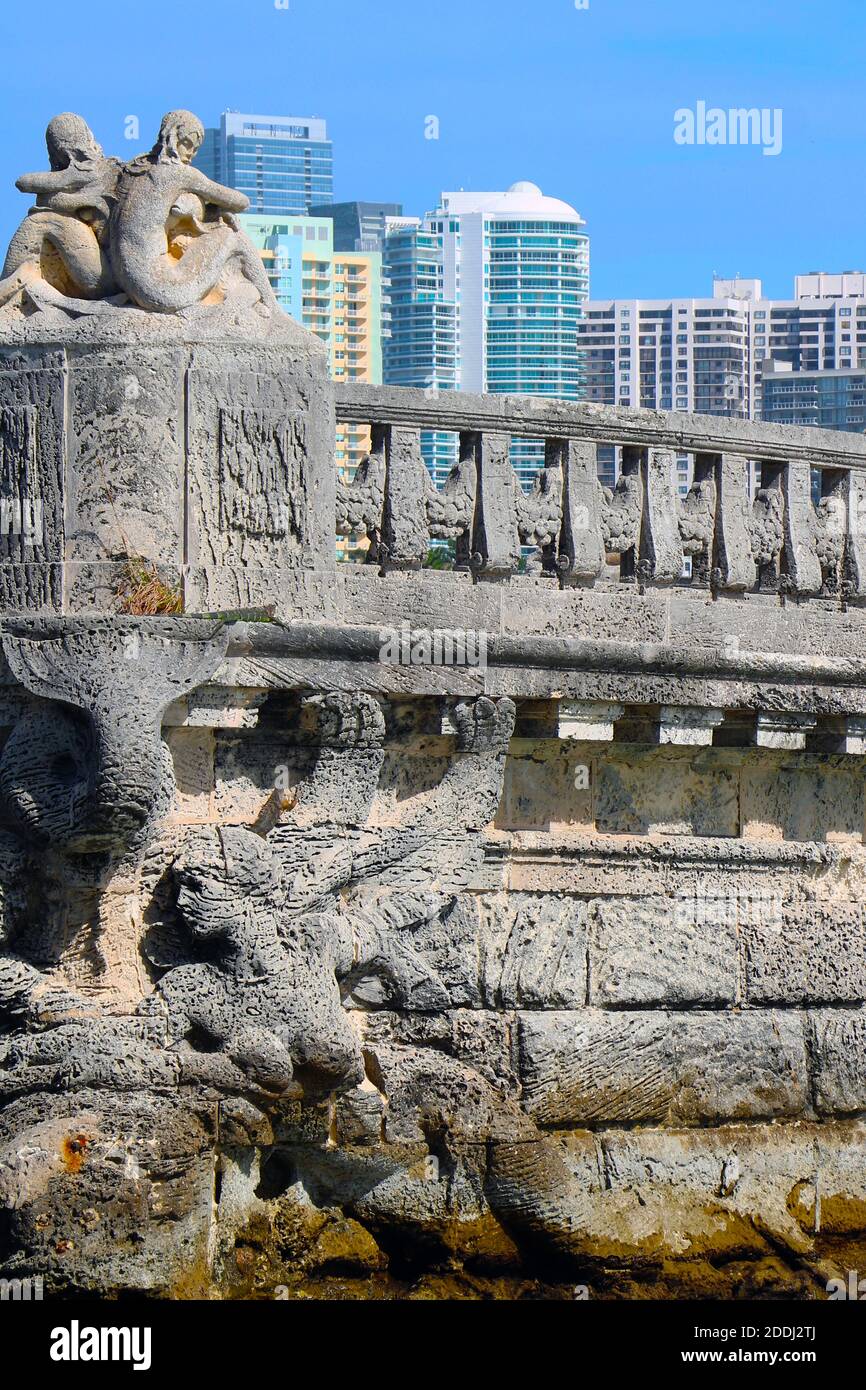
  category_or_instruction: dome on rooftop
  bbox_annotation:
[441,183,584,224]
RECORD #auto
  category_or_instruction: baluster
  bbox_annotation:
[516,441,563,576]
[379,426,430,570]
[814,467,847,593]
[427,434,477,571]
[467,431,521,579]
[335,422,386,563]
[843,468,866,597]
[554,439,606,586]
[678,453,717,586]
[780,459,821,595]
[639,448,683,583]
[714,453,756,591]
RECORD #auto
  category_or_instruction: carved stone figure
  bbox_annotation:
[0,114,121,304]
[108,110,278,315]
[0,109,278,317]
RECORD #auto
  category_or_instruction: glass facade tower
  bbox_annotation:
[195,112,333,216]
[383,183,589,489]
[309,201,404,252]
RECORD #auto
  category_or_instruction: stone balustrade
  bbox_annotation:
[336,382,866,596]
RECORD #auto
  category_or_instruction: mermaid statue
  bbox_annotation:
[0,109,279,317]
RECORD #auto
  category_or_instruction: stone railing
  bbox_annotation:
[335,383,866,596]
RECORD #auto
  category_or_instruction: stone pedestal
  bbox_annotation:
[0,308,335,614]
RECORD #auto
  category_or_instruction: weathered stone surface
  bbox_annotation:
[600,1119,866,1252]
[2,115,866,1298]
[66,346,184,565]
[811,1008,866,1114]
[496,739,594,831]
[166,727,214,823]
[595,751,739,837]
[741,760,865,843]
[0,1089,217,1296]
[478,893,588,1008]
[744,904,866,1004]
[519,1010,809,1126]
[589,895,738,1006]
[501,584,669,642]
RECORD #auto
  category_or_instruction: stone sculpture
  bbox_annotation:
[1,113,121,303]
[0,109,277,317]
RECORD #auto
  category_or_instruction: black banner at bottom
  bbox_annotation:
[2,1295,861,1377]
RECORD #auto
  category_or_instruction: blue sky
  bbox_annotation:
[1,0,862,299]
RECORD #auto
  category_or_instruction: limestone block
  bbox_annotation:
[167,728,215,824]
[671,1012,808,1125]
[671,589,866,661]
[754,711,817,750]
[741,761,865,844]
[595,752,739,837]
[214,733,307,824]
[589,895,738,1006]
[657,705,725,747]
[495,740,594,831]
[65,347,184,564]
[364,1009,516,1095]
[0,348,65,569]
[501,585,669,642]
[518,1010,808,1126]
[558,700,624,741]
[184,687,267,729]
[810,1007,866,1114]
[477,892,588,1008]
[744,903,866,1004]
[519,1010,675,1125]
[600,1120,866,1244]
[185,344,335,578]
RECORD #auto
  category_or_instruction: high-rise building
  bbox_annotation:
[760,361,866,432]
[196,112,333,216]
[577,281,759,490]
[383,219,459,486]
[241,214,383,557]
[577,274,866,489]
[383,182,589,487]
[309,201,403,252]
